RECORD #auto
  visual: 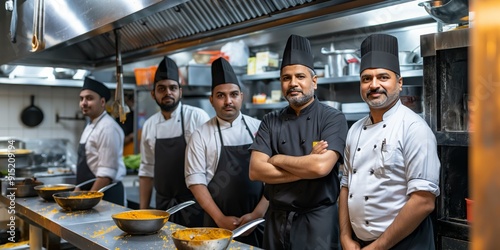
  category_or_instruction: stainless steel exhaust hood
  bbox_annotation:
[0,0,409,70]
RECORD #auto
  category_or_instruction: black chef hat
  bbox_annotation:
[82,77,110,102]
[360,34,400,75]
[280,34,314,71]
[211,57,240,90]
[154,56,179,85]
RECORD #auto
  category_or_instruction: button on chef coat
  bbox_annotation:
[138,103,210,178]
[79,111,126,182]
[185,113,261,187]
[341,100,440,241]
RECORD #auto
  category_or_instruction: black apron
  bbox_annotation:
[353,216,435,250]
[76,114,124,206]
[265,203,339,250]
[205,117,264,247]
[154,106,204,227]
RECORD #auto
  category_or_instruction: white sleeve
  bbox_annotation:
[94,125,123,180]
[138,119,155,178]
[185,128,209,187]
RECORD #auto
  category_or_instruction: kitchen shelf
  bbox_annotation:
[0,77,136,90]
[435,131,469,146]
[245,102,288,110]
[241,69,423,84]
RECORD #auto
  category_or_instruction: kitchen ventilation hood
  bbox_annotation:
[0,0,412,70]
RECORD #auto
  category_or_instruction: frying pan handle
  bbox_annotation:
[232,218,265,238]
[165,200,195,215]
[75,178,97,189]
[97,182,117,193]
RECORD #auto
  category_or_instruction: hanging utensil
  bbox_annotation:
[6,0,17,43]
[31,0,45,52]
[20,95,44,127]
[112,28,130,123]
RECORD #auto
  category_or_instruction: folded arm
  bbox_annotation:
[269,148,339,179]
[249,150,301,184]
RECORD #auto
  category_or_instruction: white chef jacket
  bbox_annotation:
[341,100,440,241]
[185,113,261,187]
[79,111,126,182]
[138,103,210,178]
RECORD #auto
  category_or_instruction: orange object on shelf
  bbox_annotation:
[193,51,230,64]
[134,66,158,85]
[466,198,473,223]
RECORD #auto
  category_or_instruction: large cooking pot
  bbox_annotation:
[171,218,265,250]
[418,0,469,25]
[5,178,44,197]
[0,149,33,175]
[52,182,116,211]
[34,178,97,201]
[111,200,195,235]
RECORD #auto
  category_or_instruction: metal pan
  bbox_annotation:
[112,200,195,235]
[52,182,116,211]
[171,218,265,250]
[20,95,44,127]
[34,178,97,201]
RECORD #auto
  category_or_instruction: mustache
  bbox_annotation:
[286,88,302,95]
[223,105,235,109]
[367,89,386,97]
[161,96,175,102]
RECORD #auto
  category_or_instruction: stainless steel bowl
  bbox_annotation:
[53,191,103,211]
[112,210,170,235]
[418,0,469,25]
[34,184,75,201]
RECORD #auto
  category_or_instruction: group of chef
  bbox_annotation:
[76,32,440,250]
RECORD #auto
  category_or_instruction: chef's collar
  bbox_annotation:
[284,96,319,116]
[364,99,402,125]
[216,112,243,128]
[90,110,107,125]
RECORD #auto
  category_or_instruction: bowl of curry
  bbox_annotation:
[34,184,75,201]
[52,191,104,211]
[111,210,171,235]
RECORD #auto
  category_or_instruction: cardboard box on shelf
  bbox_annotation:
[255,52,279,74]
[247,57,256,75]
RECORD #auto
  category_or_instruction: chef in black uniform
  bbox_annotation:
[138,57,209,227]
[249,35,348,249]
[77,77,126,205]
[185,57,268,247]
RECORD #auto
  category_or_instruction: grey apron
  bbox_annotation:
[205,117,264,247]
[76,114,124,206]
[154,106,203,227]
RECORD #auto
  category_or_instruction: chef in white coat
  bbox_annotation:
[77,77,126,205]
[138,56,210,227]
[339,34,440,250]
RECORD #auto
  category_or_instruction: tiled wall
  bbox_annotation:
[0,84,87,151]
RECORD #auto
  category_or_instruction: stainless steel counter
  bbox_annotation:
[0,195,256,249]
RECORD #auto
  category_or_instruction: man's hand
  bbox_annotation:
[311,140,328,154]
[216,215,241,231]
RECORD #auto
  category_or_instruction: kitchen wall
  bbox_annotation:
[0,84,86,151]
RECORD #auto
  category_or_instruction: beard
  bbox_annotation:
[363,89,399,108]
[156,97,180,112]
[285,88,314,107]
